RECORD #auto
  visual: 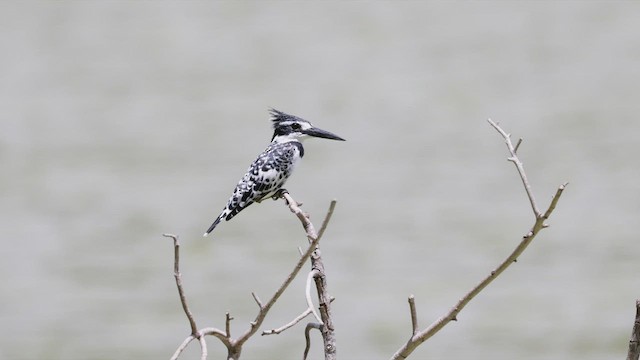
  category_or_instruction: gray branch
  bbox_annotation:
[390,121,568,360]
[166,198,337,360]
[281,192,338,360]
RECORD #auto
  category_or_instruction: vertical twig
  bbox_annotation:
[281,193,337,360]
[488,119,542,218]
[166,203,334,360]
[163,234,198,335]
[408,295,418,336]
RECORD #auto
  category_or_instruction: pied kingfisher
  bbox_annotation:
[203,109,345,237]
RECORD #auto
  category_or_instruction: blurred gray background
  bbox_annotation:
[1,1,639,359]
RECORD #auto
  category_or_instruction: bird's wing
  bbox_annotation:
[204,142,299,235]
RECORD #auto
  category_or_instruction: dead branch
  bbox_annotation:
[281,193,338,360]
[408,295,418,337]
[165,197,335,359]
[262,308,313,336]
[627,299,640,360]
[390,120,568,360]
[262,269,321,335]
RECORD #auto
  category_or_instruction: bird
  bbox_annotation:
[203,109,345,237]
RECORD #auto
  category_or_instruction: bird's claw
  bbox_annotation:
[272,188,289,200]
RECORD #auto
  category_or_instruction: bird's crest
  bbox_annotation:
[269,108,306,128]
[269,108,312,142]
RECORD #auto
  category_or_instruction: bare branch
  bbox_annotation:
[262,308,313,336]
[198,336,208,360]
[225,312,233,338]
[627,299,640,360]
[170,335,196,360]
[280,192,338,360]
[261,269,322,336]
[408,295,418,336]
[514,137,523,153]
[487,118,542,218]
[163,234,198,335]
[390,121,568,360]
[233,213,327,348]
[306,270,323,324]
[251,292,263,310]
[282,192,316,242]
[166,196,337,359]
[166,233,319,358]
[317,200,337,241]
[199,327,232,348]
[542,182,568,222]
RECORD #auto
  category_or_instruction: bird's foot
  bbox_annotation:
[272,188,289,200]
[273,189,303,206]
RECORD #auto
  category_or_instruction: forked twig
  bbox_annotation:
[262,269,322,335]
[488,118,542,218]
[306,270,323,324]
[262,308,313,336]
[167,199,337,360]
[281,192,337,360]
[408,295,418,336]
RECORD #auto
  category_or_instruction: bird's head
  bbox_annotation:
[269,109,346,143]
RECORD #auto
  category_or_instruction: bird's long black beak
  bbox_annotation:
[304,127,346,141]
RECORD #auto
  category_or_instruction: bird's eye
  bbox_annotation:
[291,123,301,130]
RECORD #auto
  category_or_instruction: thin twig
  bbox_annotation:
[282,192,317,242]
[262,308,313,335]
[390,121,568,360]
[225,312,233,337]
[163,234,198,335]
[281,192,338,360]
[261,269,323,336]
[316,200,337,242]
[408,295,418,336]
[542,182,568,222]
[199,327,232,348]
[487,118,542,218]
[232,198,336,350]
[170,335,196,360]
[167,198,338,359]
[627,299,640,360]
[304,323,323,360]
[233,227,324,348]
[306,270,323,324]
[198,335,208,360]
[514,138,523,154]
[251,292,263,309]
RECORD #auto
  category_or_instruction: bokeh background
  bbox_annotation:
[1,1,639,359]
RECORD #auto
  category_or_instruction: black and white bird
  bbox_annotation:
[203,109,345,237]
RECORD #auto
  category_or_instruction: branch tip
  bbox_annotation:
[225,312,233,337]
[251,292,264,309]
[514,138,523,153]
[408,295,418,336]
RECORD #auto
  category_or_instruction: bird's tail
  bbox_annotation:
[203,216,223,237]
